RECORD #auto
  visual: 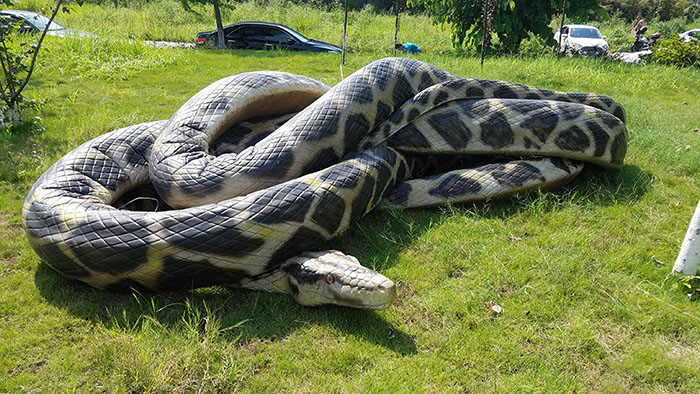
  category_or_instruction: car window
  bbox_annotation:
[561,26,569,35]
[34,14,65,31]
[570,28,601,38]
[227,27,246,39]
[281,26,309,42]
[261,27,293,43]
[239,27,274,40]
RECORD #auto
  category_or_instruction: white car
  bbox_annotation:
[554,24,609,56]
[0,9,95,38]
[679,29,699,43]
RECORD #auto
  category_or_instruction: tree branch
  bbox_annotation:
[10,0,63,102]
[0,38,16,100]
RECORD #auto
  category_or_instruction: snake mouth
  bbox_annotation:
[284,251,398,310]
[329,275,397,310]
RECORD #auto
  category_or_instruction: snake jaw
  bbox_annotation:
[283,250,397,310]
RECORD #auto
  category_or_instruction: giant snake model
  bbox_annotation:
[23,58,627,309]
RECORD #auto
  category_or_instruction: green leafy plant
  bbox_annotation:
[517,32,551,57]
[0,0,63,131]
[673,273,700,301]
[651,37,700,67]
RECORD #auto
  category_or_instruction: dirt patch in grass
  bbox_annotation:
[496,281,518,298]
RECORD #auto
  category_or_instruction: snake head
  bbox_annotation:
[282,250,396,310]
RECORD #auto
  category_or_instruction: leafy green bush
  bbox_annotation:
[517,33,551,57]
[652,16,694,38]
[651,37,700,67]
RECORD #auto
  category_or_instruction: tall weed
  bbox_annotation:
[39,35,188,80]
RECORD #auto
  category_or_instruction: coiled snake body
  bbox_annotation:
[23,58,627,309]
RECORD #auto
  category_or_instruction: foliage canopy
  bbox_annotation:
[600,0,698,22]
[409,0,603,53]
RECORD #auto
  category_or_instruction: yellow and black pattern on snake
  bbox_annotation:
[24,121,406,308]
[387,98,626,166]
[150,58,458,208]
[359,77,626,150]
[209,113,296,156]
[23,58,628,309]
[384,158,584,209]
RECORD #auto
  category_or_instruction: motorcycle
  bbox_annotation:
[631,27,661,52]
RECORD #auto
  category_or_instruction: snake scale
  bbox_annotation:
[23,58,627,309]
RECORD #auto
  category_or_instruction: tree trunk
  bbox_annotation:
[674,199,700,276]
[8,102,21,125]
[213,0,226,50]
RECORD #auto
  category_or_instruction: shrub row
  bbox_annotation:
[652,38,700,67]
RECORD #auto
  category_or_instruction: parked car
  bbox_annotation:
[554,24,609,56]
[0,10,95,38]
[196,22,341,53]
[679,29,699,43]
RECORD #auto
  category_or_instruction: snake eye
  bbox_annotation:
[325,273,335,285]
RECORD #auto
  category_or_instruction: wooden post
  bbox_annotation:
[394,0,400,56]
[480,0,489,67]
[557,0,567,57]
[673,199,700,276]
[342,0,348,65]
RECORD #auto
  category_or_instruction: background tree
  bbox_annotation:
[408,0,603,53]
[180,0,231,49]
[600,0,697,22]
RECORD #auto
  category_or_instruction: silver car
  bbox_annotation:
[0,9,95,38]
[679,29,699,43]
[554,24,609,56]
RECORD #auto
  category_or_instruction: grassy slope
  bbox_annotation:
[2,3,700,393]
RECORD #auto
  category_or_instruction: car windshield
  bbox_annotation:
[281,26,309,42]
[570,27,601,38]
[27,14,64,31]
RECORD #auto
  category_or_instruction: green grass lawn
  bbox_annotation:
[2,13,700,393]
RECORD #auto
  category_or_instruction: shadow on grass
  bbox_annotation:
[34,263,418,355]
[0,124,67,185]
[33,163,651,354]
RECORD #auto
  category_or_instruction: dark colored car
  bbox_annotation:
[0,9,95,38]
[196,22,341,53]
